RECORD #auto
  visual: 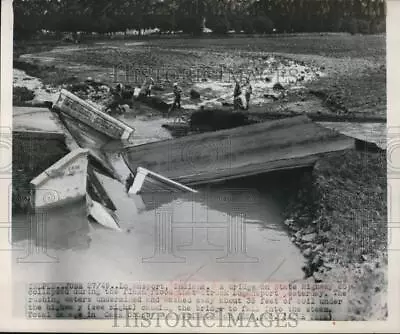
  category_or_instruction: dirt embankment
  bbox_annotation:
[13,34,386,119]
[283,148,387,320]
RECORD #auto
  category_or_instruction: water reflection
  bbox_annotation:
[12,173,306,284]
[12,200,90,252]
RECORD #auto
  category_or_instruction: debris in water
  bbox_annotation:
[128,167,198,194]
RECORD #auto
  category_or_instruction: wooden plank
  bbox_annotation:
[122,115,355,186]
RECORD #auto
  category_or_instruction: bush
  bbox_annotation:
[13,86,35,105]
[190,109,253,132]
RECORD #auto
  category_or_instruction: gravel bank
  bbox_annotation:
[283,148,387,320]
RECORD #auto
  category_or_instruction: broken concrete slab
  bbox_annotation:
[122,115,355,186]
[54,89,135,142]
[30,148,89,210]
[92,169,145,223]
[318,121,386,150]
[87,166,117,211]
[57,113,120,180]
[128,167,198,195]
[13,106,121,218]
[87,195,121,231]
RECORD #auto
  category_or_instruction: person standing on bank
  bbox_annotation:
[145,77,154,97]
[138,76,154,100]
[233,79,242,110]
[168,82,182,118]
[245,78,253,110]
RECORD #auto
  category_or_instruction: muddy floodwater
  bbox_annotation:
[12,181,306,284]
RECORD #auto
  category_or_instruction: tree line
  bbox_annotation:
[14,0,386,40]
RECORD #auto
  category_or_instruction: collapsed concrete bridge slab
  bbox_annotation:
[12,105,120,231]
[53,89,135,142]
[122,115,355,186]
[30,148,89,210]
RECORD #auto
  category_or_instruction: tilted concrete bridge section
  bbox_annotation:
[122,115,356,186]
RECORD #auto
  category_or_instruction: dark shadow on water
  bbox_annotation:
[12,199,91,251]
[132,166,313,231]
[197,166,313,223]
[11,166,312,253]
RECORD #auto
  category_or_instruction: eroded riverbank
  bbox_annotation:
[282,149,387,320]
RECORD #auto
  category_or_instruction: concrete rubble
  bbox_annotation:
[87,195,121,231]
[127,167,198,195]
[15,89,196,231]
[53,89,135,142]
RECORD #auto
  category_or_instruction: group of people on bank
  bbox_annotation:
[108,76,253,117]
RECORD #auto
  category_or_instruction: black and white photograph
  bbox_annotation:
[1,0,395,330]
